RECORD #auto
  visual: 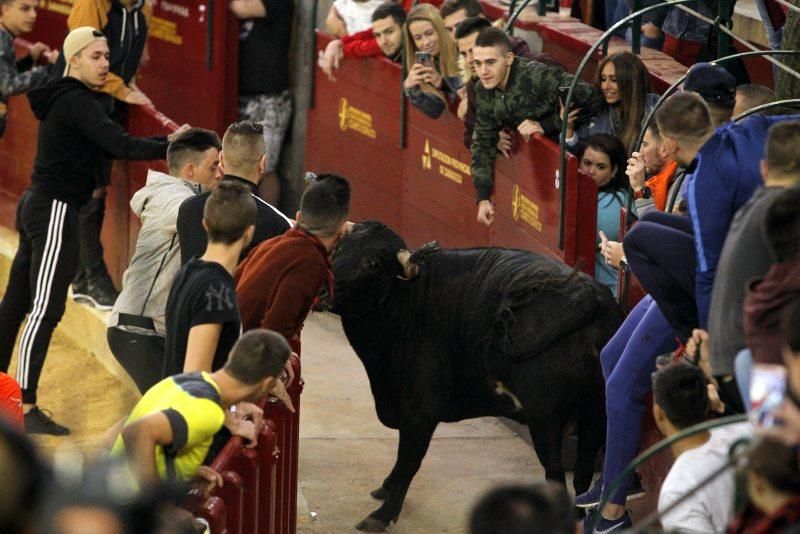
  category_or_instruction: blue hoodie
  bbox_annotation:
[686,114,800,328]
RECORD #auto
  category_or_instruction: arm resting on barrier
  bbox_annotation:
[121,411,175,487]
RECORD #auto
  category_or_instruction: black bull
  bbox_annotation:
[329,221,623,531]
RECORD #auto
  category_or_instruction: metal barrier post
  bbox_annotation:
[631,0,642,55]
[716,0,732,60]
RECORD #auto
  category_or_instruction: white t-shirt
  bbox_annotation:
[333,0,384,34]
[658,422,752,533]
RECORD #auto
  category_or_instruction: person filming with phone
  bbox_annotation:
[402,4,460,119]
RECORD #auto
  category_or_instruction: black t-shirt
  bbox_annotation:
[238,0,294,95]
[163,258,241,377]
[176,176,291,265]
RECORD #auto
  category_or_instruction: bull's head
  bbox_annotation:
[328,221,438,316]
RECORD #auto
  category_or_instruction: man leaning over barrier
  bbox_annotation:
[112,329,294,490]
[469,27,601,226]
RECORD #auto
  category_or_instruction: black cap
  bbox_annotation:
[683,63,736,107]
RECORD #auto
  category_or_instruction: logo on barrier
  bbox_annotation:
[511,185,543,232]
[422,140,432,170]
[420,138,469,185]
[337,98,377,139]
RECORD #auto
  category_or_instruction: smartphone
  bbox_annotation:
[558,86,576,110]
[415,51,433,67]
[750,363,787,428]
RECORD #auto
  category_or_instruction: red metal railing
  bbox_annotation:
[183,356,303,534]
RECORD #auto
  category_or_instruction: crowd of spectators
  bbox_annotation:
[0,0,799,530]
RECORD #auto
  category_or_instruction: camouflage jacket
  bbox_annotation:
[470,58,602,202]
[0,29,49,104]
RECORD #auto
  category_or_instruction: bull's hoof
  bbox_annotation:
[370,486,389,500]
[355,516,390,532]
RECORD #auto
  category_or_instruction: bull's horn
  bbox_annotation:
[396,249,419,279]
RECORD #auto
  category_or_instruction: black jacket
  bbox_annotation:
[177,175,292,264]
[26,77,167,207]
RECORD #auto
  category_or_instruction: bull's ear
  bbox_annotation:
[396,250,419,280]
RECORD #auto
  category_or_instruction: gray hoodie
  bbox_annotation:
[109,169,201,335]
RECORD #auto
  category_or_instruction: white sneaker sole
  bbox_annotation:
[72,292,114,311]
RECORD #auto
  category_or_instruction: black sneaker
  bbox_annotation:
[25,406,70,435]
[79,273,119,311]
[71,274,90,303]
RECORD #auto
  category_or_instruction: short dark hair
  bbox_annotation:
[440,0,484,19]
[652,364,709,430]
[203,180,257,244]
[0,418,50,533]
[298,173,351,237]
[166,128,221,175]
[225,329,292,385]
[748,438,800,494]
[765,121,800,177]
[764,185,800,262]
[474,27,512,54]
[736,84,776,115]
[454,16,491,40]
[222,120,266,175]
[371,1,406,24]
[655,92,713,144]
[469,482,574,534]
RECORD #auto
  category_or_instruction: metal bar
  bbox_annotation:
[631,0,642,55]
[716,0,732,60]
[633,50,800,155]
[557,0,697,250]
[630,441,750,533]
[505,0,537,31]
[734,99,800,120]
[770,0,800,12]
[310,0,319,110]
[508,0,519,35]
[588,414,748,532]
[206,0,215,69]
[674,3,800,81]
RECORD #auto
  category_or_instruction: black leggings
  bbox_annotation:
[0,191,79,404]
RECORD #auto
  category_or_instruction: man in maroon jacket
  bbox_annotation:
[235,174,350,351]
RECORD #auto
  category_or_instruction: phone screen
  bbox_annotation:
[750,364,787,428]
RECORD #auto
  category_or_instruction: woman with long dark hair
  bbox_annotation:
[567,52,658,155]
[579,133,630,295]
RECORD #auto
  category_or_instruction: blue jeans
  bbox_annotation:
[600,295,677,504]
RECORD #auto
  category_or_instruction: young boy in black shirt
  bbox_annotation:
[163,181,256,377]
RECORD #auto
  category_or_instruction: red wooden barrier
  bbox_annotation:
[184,356,303,534]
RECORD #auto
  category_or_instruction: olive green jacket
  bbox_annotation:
[470,58,602,202]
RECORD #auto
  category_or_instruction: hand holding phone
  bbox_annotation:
[750,364,787,428]
[415,51,433,68]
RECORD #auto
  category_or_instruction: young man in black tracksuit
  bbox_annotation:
[0,27,183,434]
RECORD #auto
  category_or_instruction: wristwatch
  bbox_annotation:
[633,185,652,200]
[619,256,629,273]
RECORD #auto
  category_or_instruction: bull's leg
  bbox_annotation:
[356,423,437,532]
[573,398,605,495]
[526,416,567,485]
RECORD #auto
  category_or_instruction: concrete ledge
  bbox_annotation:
[0,226,138,392]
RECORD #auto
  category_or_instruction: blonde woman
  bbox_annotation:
[402,3,461,119]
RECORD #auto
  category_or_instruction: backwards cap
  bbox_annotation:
[63,26,106,76]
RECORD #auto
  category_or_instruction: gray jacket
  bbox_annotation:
[109,170,201,335]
